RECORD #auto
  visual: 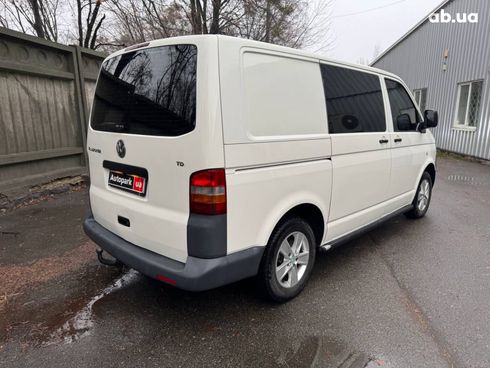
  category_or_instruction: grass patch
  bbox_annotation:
[437,149,466,160]
[437,149,490,165]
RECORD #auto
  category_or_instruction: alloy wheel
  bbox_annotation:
[275,231,310,288]
[417,178,431,212]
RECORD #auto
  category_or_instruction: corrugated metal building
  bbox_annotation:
[372,0,490,160]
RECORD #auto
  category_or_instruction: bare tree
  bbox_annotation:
[0,5,9,27]
[74,0,109,49]
[201,0,333,51]
[0,0,61,41]
[108,0,332,52]
[108,0,189,46]
[183,0,240,35]
[0,0,332,52]
[0,0,108,49]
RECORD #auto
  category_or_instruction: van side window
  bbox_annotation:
[320,64,386,133]
[385,79,421,131]
[242,52,328,138]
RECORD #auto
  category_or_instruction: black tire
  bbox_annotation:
[257,217,316,303]
[405,171,433,219]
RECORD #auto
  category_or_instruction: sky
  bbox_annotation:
[326,0,444,63]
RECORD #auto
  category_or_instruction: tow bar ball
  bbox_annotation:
[96,247,123,268]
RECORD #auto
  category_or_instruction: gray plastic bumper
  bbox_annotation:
[83,215,264,292]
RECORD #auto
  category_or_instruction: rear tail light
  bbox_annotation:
[190,169,226,215]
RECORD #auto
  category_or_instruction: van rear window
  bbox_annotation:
[91,45,197,136]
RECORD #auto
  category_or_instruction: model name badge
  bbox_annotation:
[88,146,101,154]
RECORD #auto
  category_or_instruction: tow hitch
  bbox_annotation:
[96,247,123,268]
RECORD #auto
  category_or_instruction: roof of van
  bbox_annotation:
[105,34,400,80]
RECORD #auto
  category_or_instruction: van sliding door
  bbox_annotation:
[320,63,392,241]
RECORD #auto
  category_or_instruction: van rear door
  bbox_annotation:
[86,37,223,263]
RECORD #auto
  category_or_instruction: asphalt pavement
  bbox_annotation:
[0,156,489,368]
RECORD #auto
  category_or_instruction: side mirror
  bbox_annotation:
[424,109,439,128]
[396,114,412,131]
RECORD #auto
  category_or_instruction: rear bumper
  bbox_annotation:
[83,215,264,292]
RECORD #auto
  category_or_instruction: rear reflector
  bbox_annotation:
[190,169,226,215]
[156,274,177,285]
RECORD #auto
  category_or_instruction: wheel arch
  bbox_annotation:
[425,162,436,185]
[266,203,326,248]
[415,158,436,191]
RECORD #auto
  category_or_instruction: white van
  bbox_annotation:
[83,35,438,302]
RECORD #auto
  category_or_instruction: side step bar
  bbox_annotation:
[320,204,413,251]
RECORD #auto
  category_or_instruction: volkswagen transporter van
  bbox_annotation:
[83,35,438,302]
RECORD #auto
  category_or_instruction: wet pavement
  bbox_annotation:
[0,156,489,368]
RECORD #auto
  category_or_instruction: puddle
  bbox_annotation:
[446,175,487,185]
[45,269,139,345]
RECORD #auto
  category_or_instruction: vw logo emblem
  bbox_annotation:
[116,139,126,158]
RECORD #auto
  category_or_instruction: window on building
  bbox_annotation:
[454,81,483,128]
[386,79,421,131]
[320,64,386,133]
[413,88,427,112]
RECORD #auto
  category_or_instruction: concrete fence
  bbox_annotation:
[0,27,106,189]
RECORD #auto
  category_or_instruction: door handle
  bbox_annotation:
[394,138,402,143]
[379,139,389,144]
